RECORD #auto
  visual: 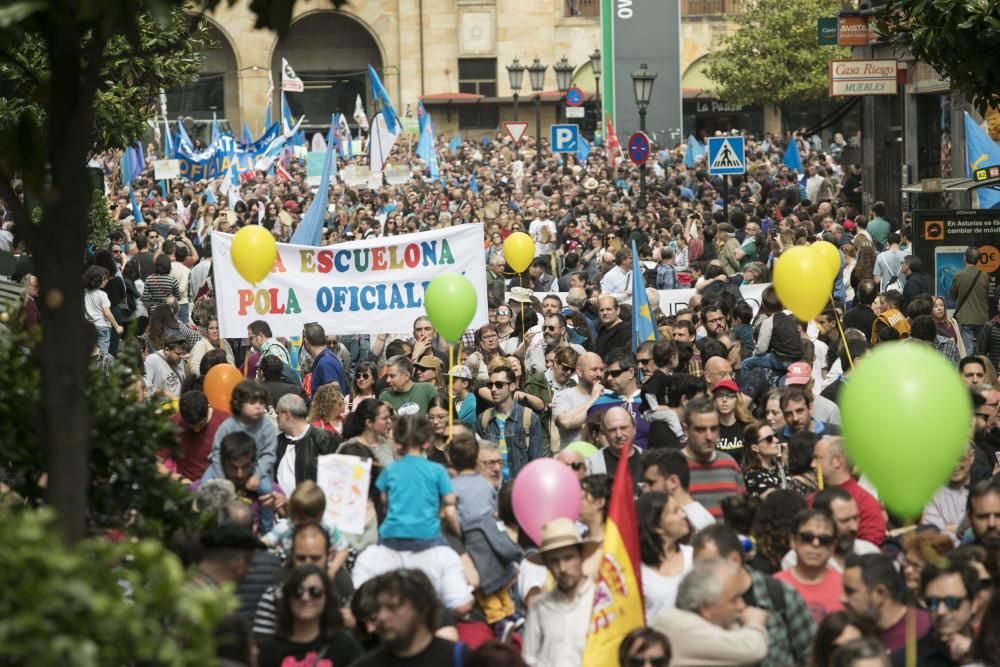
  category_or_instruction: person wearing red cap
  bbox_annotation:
[783,361,840,426]
[710,379,754,466]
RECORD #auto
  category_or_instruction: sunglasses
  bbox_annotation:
[543,325,559,332]
[489,381,512,390]
[797,532,835,547]
[566,461,586,471]
[559,364,575,374]
[627,658,668,667]
[355,372,370,380]
[605,368,628,378]
[294,585,325,600]
[636,357,653,365]
[923,596,966,612]
[757,434,779,444]
[496,310,512,316]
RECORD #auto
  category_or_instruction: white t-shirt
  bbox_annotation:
[351,544,474,611]
[529,218,557,255]
[84,289,110,326]
[641,544,694,622]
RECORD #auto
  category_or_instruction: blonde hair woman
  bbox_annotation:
[308,383,346,434]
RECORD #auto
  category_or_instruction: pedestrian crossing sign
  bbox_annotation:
[707,136,746,175]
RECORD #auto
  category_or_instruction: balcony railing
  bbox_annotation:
[565,0,599,18]
[565,0,739,18]
[682,0,741,15]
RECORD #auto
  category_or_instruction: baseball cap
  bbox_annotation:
[710,379,740,394]
[784,361,812,386]
[415,356,444,371]
[446,365,473,380]
[164,334,189,350]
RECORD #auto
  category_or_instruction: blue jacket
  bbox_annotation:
[476,402,543,480]
[310,347,347,395]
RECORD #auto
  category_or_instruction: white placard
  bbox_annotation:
[153,159,180,180]
[212,224,489,338]
[316,454,372,536]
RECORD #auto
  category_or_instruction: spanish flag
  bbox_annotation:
[582,442,645,666]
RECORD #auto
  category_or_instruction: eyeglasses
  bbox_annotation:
[294,585,325,600]
[627,657,668,667]
[923,596,966,612]
[757,434,779,444]
[605,368,628,378]
[797,532,835,547]
[480,458,503,467]
[481,334,499,342]
[489,381,512,389]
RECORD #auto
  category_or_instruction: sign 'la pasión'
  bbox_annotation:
[212,225,490,338]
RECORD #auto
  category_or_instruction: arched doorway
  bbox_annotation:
[272,12,384,131]
[165,21,239,138]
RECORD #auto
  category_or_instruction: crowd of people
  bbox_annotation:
[3,124,1000,667]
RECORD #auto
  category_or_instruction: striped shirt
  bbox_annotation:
[685,451,745,518]
[142,274,181,310]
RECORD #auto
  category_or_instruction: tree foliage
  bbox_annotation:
[0,507,233,666]
[706,0,849,111]
[877,0,1000,114]
[0,9,209,160]
[0,324,199,540]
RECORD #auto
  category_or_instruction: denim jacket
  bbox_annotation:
[475,402,543,480]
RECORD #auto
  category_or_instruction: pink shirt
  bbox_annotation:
[775,567,844,623]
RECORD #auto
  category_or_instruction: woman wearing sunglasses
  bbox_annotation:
[258,564,363,667]
[742,421,788,500]
[349,362,378,412]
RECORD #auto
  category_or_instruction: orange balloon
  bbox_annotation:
[203,363,242,412]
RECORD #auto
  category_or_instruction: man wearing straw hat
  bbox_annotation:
[522,517,599,667]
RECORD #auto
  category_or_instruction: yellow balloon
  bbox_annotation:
[773,245,832,321]
[231,225,278,284]
[813,241,842,281]
[503,232,535,273]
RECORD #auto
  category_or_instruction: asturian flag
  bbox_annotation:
[281,57,304,93]
[631,240,658,353]
[582,442,645,666]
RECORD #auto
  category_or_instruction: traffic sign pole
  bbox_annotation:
[723,176,729,220]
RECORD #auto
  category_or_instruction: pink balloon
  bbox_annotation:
[511,458,583,546]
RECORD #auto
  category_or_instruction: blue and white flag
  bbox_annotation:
[175,118,195,154]
[211,112,222,145]
[368,112,399,174]
[242,122,253,145]
[964,111,1000,208]
[576,136,592,162]
[264,70,274,130]
[469,173,479,194]
[449,134,462,155]
[368,64,399,133]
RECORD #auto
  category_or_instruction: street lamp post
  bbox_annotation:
[631,62,657,209]
[528,58,547,168]
[506,57,525,122]
[589,49,601,118]
[553,56,574,124]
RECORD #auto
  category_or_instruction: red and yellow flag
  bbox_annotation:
[582,450,645,666]
[605,117,624,169]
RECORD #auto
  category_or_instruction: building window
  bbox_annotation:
[458,58,498,129]
[165,73,225,120]
[458,58,497,97]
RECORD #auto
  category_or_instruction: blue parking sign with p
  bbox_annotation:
[550,124,580,153]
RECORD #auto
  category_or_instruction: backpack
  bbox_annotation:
[479,406,535,442]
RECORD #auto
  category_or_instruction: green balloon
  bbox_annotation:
[839,342,972,520]
[424,273,478,343]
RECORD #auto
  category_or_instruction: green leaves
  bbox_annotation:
[0,325,200,541]
[879,0,1000,113]
[706,0,849,112]
[0,508,234,666]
